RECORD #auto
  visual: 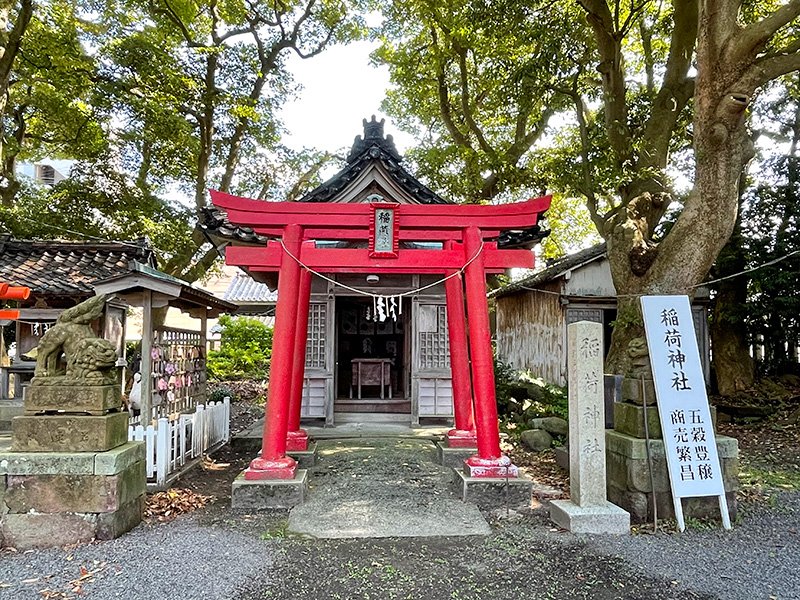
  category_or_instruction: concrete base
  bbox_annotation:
[435,442,476,468]
[550,499,630,534]
[11,412,129,452]
[451,470,532,510]
[232,469,308,509]
[288,442,317,469]
[0,442,145,549]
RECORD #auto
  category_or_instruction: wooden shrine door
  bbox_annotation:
[411,296,454,425]
[300,292,335,424]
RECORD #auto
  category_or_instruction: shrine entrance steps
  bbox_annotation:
[287,438,492,538]
[334,397,411,414]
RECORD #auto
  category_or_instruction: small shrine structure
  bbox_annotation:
[205,117,551,490]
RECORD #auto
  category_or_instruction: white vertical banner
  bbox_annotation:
[640,295,731,531]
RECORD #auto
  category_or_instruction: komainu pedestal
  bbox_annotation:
[0,295,145,549]
[25,384,122,416]
[0,443,146,549]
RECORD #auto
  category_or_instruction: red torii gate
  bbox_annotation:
[212,190,551,481]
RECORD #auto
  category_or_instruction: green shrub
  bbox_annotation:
[208,385,234,403]
[207,315,273,381]
[495,358,568,438]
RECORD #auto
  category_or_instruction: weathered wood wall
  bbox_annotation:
[496,280,567,386]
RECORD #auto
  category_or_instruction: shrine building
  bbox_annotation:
[205,117,549,427]
[204,117,550,486]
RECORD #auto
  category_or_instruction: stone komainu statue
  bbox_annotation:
[32,294,118,386]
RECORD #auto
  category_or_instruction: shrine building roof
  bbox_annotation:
[201,117,551,250]
[490,243,607,298]
[297,115,448,205]
[0,236,158,298]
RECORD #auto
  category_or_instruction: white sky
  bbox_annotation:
[280,39,416,160]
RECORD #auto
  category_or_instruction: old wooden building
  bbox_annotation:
[204,117,547,427]
[491,243,711,386]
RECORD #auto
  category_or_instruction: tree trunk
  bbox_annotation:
[710,208,754,395]
[603,0,755,375]
[710,168,755,394]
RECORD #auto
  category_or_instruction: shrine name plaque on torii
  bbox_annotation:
[211,190,551,481]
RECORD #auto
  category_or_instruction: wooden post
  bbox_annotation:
[444,259,476,447]
[462,226,517,477]
[246,224,302,480]
[140,289,153,426]
[198,311,208,404]
[287,267,312,451]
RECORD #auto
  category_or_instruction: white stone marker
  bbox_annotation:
[550,321,630,534]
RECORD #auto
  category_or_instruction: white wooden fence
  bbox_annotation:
[129,397,231,488]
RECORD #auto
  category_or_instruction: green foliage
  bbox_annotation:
[373,0,595,224]
[206,315,273,381]
[734,77,800,376]
[494,359,568,438]
[208,386,234,403]
[0,0,366,283]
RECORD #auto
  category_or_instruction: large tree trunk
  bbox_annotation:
[710,203,755,395]
[603,0,760,374]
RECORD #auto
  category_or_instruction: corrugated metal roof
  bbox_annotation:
[223,272,278,303]
[491,243,607,298]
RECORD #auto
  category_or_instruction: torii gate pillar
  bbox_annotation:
[286,268,312,451]
[444,264,476,447]
[462,226,517,477]
[244,224,302,480]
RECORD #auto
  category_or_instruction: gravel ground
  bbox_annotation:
[584,490,800,600]
[0,519,275,599]
[1,434,799,599]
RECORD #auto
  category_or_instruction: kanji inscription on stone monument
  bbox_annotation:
[568,322,606,506]
[549,321,630,534]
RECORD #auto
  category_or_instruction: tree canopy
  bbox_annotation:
[0,0,364,280]
[375,0,800,371]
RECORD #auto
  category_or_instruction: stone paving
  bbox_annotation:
[288,438,493,538]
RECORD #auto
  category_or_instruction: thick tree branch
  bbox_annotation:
[578,0,631,164]
[431,28,470,148]
[740,50,800,90]
[640,0,698,169]
[0,0,33,96]
[455,45,496,158]
[733,0,800,64]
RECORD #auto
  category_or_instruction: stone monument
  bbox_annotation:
[1,294,145,549]
[550,321,630,534]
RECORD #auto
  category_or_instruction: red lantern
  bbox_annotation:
[0,282,31,320]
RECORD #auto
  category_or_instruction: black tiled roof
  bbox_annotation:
[201,117,549,249]
[0,237,157,297]
[298,116,449,205]
[200,206,267,246]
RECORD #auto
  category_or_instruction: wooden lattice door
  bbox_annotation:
[301,297,334,420]
[412,299,453,423]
